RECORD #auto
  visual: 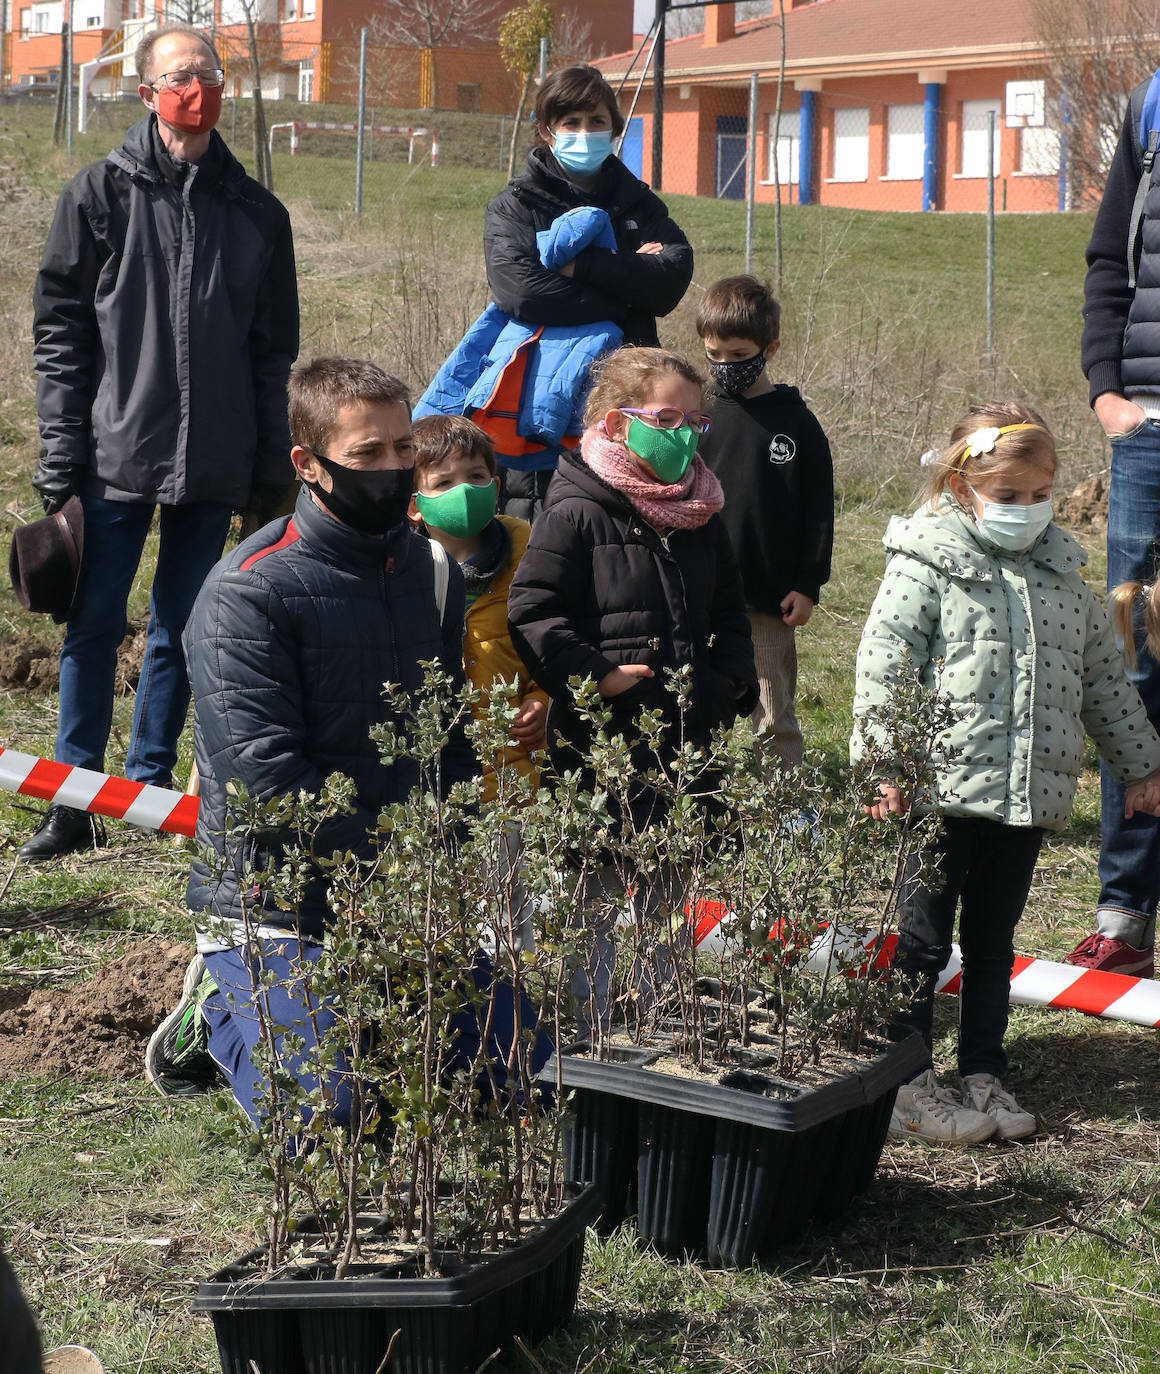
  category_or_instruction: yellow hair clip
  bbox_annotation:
[957,421,1050,467]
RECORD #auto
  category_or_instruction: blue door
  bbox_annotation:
[716,114,747,199]
[620,116,643,177]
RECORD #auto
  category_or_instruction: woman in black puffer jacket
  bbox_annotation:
[483,65,694,519]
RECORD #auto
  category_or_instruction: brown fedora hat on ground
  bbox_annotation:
[9,496,84,624]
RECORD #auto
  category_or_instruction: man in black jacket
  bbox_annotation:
[1071,77,1160,976]
[145,357,480,1119]
[21,22,299,861]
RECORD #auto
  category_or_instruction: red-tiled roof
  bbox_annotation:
[596,0,1100,80]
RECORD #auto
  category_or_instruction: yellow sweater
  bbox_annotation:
[463,515,548,803]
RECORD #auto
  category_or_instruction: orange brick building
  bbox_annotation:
[597,0,1109,212]
[4,0,631,112]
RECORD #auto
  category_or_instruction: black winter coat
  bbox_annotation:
[33,116,299,508]
[507,449,757,823]
[1083,77,1160,402]
[484,147,693,348]
[185,488,474,942]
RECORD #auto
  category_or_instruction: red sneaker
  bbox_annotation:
[1064,933,1155,979]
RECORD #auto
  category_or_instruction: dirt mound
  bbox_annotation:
[0,625,147,694]
[1055,475,1108,532]
[0,939,191,1080]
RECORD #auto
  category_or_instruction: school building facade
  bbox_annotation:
[1,0,631,111]
[597,0,1095,213]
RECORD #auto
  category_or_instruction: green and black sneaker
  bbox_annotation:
[145,953,221,1097]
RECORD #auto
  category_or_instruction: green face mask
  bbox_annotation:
[414,480,498,538]
[625,417,698,483]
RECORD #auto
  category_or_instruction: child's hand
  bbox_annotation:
[596,663,655,698]
[1125,770,1160,818]
[865,784,909,821]
[781,591,815,627]
[511,698,548,750]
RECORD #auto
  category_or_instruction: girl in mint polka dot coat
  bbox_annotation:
[851,403,1160,1146]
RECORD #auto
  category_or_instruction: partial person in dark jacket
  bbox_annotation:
[483,65,693,520]
[0,1238,42,1374]
[144,358,485,1127]
[20,22,299,862]
[507,347,756,1031]
[1068,75,1160,976]
[696,276,834,769]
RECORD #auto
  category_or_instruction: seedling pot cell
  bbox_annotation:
[549,1033,926,1266]
[193,1184,600,1374]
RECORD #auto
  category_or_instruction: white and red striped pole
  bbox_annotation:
[0,747,197,838]
[689,901,1160,1030]
[6,750,1160,1029]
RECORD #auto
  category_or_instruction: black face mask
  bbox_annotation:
[306,451,413,535]
[708,351,767,397]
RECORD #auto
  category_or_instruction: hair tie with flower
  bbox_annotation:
[955,421,1050,469]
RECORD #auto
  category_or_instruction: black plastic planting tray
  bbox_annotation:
[193,1183,600,1374]
[545,1034,926,1265]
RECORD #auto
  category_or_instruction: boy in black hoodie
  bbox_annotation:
[696,275,834,768]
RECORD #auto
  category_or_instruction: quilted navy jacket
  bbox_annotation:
[185,487,473,943]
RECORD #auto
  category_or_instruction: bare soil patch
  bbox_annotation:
[0,625,146,694]
[1056,475,1108,532]
[0,938,189,1079]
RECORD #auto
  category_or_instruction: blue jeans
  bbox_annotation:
[203,940,554,1139]
[56,494,232,786]
[1099,419,1160,947]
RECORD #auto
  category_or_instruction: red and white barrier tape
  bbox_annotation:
[4,748,1157,1027]
[0,746,197,837]
[690,901,1160,1029]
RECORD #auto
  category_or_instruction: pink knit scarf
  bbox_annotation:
[579,428,724,530]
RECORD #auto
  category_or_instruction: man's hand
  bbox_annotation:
[511,697,548,750]
[596,662,655,698]
[1093,391,1147,438]
[780,591,815,627]
[33,468,78,517]
[865,784,909,821]
[1125,770,1160,818]
[637,242,664,255]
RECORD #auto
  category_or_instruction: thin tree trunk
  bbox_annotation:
[245,8,273,190]
[773,0,786,288]
[507,73,531,179]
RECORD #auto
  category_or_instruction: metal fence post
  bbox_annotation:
[355,27,367,217]
[744,71,758,273]
[985,109,995,363]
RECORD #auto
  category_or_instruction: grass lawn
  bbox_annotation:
[3,103,1158,1374]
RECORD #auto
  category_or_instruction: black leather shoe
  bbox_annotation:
[16,805,100,861]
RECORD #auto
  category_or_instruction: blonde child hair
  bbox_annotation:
[583,346,703,430]
[919,400,1056,507]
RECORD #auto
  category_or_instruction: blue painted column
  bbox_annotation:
[798,89,815,206]
[1058,86,1069,212]
[922,81,941,211]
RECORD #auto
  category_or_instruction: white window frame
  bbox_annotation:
[884,102,923,180]
[960,98,1002,177]
[832,106,869,182]
[767,109,799,186]
[297,62,313,103]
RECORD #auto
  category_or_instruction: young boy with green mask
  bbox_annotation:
[409,415,549,799]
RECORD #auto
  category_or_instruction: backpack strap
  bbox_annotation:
[428,537,450,625]
[1128,70,1160,288]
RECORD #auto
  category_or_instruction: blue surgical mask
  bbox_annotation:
[552,130,614,176]
[967,487,1054,552]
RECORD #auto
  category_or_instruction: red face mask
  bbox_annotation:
[155,79,222,135]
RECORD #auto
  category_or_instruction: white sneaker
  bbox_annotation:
[960,1073,1037,1141]
[889,1069,997,1145]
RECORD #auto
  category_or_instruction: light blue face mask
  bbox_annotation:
[552,130,614,176]
[967,486,1054,552]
